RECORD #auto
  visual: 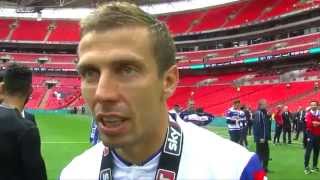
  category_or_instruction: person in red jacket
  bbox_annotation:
[273,105,283,144]
[304,100,320,174]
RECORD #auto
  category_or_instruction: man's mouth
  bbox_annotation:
[100,116,126,128]
[96,113,129,136]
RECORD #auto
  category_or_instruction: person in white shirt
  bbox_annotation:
[60,2,266,180]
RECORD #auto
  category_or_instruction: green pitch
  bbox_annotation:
[36,113,320,180]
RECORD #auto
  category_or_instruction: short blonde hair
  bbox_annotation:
[80,1,176,76]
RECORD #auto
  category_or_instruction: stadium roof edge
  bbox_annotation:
[0,0,239,19]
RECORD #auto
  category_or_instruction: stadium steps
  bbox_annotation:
[223,0,250,27]
[39,88,51,109]
[220,15,232,29]
[6,20,18,41]
[185,9,208,33]
[68,96,81,107]
[257,0,282,21]
[44,22,56,42]
[36,87,47,108]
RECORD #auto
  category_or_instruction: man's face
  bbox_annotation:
[78,27,177,148]
[277,106,282,111]
[234,102,240,109]
[174,105,180,112]
[188,102,195,111]
[310,102,318,111]
[259,100,267,109]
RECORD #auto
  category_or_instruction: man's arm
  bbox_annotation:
[19,127,47,180]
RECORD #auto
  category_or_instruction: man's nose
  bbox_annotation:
[94,72,120,102]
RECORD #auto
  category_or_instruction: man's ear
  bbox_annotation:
[0,82,4,102]
[0,82,4,94]
[162,65,179,100]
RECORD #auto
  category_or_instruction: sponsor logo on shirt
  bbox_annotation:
[100,168,112,180]
[164,126,182,156]
[156,169,176,180]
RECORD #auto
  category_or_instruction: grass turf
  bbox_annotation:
[36,113,320,180]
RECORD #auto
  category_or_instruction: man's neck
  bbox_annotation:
[114,114,169,165]
[2,96,24,112]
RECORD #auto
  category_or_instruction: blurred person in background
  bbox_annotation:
[0,63,47,180]
[303,100,320,174]
[294,106,306,147]
[253,99,271,173]
[282,106,292,144]
[226,100,242,144]
[273,105,283,144]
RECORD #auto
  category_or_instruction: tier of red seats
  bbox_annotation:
[167,81,317,116]
[178,75,210,86]
[190,3,243,32]
[25,75,81,109]
[0,0,318,40]
[225,0,275,27]
[0,19,13,40]
[288,89,320,110]
[45,86,80,109]
[164,11,202,34]
[0,31,317,71]
[11,20,50,41]
[259,0,320,21]
[25,86,46,108]
[177,32,320,66]
[47,21,80,42]
[33,75,47,85]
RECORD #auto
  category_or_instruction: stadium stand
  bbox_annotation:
[0,0,319,114]
[10,19,50,41]
[177,32,320,66]
[44,86,81,109]
[168,80,319,115]
[164,11,203,34]
[1,0,319,40]
[47,20,80,42]
[0,19,14,40]
[189,2,244,32]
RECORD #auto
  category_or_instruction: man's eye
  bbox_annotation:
[82,70,99,82]
[120,66,138,76]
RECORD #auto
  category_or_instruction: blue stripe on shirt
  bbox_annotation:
[240,154,265,180]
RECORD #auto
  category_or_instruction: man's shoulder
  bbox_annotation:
[177,120,257,179]
[0,106,34,131]
[60,143,104,180]
[179,119,252,155]
[24,111,35,118]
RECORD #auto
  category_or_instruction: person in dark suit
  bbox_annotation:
[0,63,47,180]
[282,106,292,144]
[294,106,307,146]
[253,99,271,173]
